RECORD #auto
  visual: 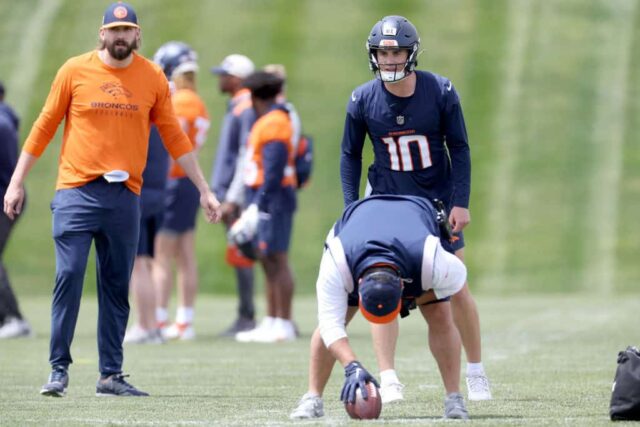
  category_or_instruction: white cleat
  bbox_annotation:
[0,317,32,339]
[466,374,492,401]
[290,393,324,419]
[162,323,195,341]
[124,325,164,344]
[380,381,404,404]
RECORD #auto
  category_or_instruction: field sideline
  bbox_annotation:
[0,294,633,425]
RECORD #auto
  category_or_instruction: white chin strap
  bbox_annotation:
[379,70,406,82]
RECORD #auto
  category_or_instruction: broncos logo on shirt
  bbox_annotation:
[169,88,210,178]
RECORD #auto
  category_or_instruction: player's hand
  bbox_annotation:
[449,207,470,233]
[3,182,25,220]
[228,204,260,244]
[220,202,240,226]
[200,190,221,223]
[340,361,379,404]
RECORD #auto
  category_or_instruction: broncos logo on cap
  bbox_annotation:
[113,6,128,19]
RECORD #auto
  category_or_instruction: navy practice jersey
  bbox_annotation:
[332,194,440,297]
[340,70,471,209]
[0,111,18,196]
[140,125,169,215]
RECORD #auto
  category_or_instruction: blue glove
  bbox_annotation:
[340,361,379,404]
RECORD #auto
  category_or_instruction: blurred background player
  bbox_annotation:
[0,81,32,339]
[290,195,469,420]
[339,15,491,402]
[153,41,211,341]
[229,71,297,343]
[123,45,172,344]
[224,63,307,338]
[209,54,257,336]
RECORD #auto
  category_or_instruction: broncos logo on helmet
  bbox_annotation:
[153,41,199,80]
[366,16,421,83]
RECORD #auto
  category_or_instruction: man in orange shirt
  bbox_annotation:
[2,2,220,397]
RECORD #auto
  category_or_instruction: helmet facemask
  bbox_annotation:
[368,45,419,83]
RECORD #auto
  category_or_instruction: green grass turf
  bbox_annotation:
[2,0,639,297]
[0,294,634,425]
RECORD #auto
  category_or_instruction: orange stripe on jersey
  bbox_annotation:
[231,89,253,117]
[244,108,296,188]
[22,51,192,195]
[169,88,210,178]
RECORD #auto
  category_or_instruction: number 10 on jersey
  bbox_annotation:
[381,134,432,171]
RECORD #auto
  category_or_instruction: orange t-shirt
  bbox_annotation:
[169,88,210,178]
[23,51,193,195]
[244,108,296,189]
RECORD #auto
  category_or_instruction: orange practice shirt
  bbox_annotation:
[169,88,209,178]
[244,108,296,189]
[23,51,193,195]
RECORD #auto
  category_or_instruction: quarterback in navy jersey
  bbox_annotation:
[290,195,470,420]
[338,15,491,404]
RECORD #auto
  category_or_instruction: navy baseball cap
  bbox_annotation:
[101,2,139,29]
[358,266,402,324]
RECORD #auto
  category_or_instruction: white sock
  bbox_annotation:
[380,369,399,386]
[156,307,168,325]
[176,306,194,325]
[466,362,485,376]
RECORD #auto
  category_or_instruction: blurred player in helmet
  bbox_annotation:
[152,41,211,340]
[340,15,491,403]
[290,195,469,420]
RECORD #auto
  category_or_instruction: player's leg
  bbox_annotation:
[290,307,359,419]
[125,256,161,343]
[419,300,469,420]
[371,319,404,403]
[174,230,198,340]
[220,204,256,336]
[125,209,162,344]
[41,187,96,396]
[442,233,492,401]
[451,248,491,400]
[93,185,139,379]
[153,232,178,330]
[0,211,31,338]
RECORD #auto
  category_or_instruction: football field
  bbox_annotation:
[0,294,633,426]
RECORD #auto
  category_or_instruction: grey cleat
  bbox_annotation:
[290,393,324,419]
[96,374,149,397]
[40,366,69,397]
[444,392,469,420]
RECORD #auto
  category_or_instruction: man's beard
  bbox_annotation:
[106,38,137,60]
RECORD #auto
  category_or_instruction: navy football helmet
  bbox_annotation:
[366,16,420,82]
[153,41,199,79]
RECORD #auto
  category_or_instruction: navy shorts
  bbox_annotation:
[160,177,200,234]
[257,209,294,255]
[137,211,163,256]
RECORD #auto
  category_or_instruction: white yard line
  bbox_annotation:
[7,0,63,118]
[486,0,532,283]
[582,0,636,294]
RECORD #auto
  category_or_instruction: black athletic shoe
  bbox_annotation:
[96,374,149,397]
[40,366,69,397]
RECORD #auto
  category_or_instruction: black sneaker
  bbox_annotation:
[96,374,149,397]
[40,366,69,397]
[218,317,256,337]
